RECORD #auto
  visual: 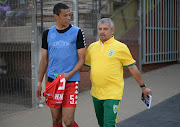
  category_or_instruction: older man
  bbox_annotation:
[81,18,151,127]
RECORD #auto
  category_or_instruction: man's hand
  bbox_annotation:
[58,72,73,81]
[141,87,152,99]
[36,82,42,100]
[80,65,90,72]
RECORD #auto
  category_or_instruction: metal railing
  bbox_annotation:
[0,0,38,116]
[142,0,180,64]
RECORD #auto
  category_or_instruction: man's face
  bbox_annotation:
[98,23,114,42]
[54,9,71,28]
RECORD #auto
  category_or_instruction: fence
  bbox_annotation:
[0,0,36,116]
[142,0,180,64]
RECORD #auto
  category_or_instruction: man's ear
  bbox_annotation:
[112,28,115,34]
[53,14,58,20]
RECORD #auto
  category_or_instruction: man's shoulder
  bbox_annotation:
[49,25,56,30]
[113,39,124,45]
[85,41,98,53]
[71,25,80,30]
[88,41,99,47]
[113,39,128,48]
[43,29,50,36]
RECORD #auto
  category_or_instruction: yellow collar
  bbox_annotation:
[99,36,114,45]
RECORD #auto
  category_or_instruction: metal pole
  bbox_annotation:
[178,1,180,58]
[99,0,101,13]
[73,0,78,26]
[31,0,38,107]
[40,0,43,34]
[95,0,98,39]
[138,0,142,73]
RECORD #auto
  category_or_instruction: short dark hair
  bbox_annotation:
[53,3,69,16]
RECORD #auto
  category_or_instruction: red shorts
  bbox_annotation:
[46,81,79,108]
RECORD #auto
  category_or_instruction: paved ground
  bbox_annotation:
[0,64,180,127]
[117,93,180,127]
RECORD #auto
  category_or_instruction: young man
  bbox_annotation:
[81,18,151,127]
[36,3,86,127]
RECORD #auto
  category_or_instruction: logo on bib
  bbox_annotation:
[113,104,118,114]
[50,33,56,39]
[109,49,115,57]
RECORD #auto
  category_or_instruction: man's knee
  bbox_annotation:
[52,117,62,125]
[63,118,74,127]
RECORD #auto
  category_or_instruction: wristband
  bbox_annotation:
[140,83,146,88]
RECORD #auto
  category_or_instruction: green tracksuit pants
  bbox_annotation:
[92,96,121,127]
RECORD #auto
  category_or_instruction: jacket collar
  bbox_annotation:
[99,36,114,45]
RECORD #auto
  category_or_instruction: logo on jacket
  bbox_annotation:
[113,104,118,114]
[50,33,56,39]
[109,49,115,57]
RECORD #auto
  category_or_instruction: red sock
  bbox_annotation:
[53,123,63,127]
[71,121,78,127]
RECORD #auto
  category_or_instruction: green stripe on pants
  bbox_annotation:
[92,96,120,127]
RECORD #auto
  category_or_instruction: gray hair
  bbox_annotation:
[98,18,114,29]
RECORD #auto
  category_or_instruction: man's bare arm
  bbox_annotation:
[36,49,48,100]
[80,65,90,72]
[38,49,48,84]
[128,65,152,98]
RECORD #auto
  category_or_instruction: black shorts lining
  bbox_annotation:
[48,76,75,83]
